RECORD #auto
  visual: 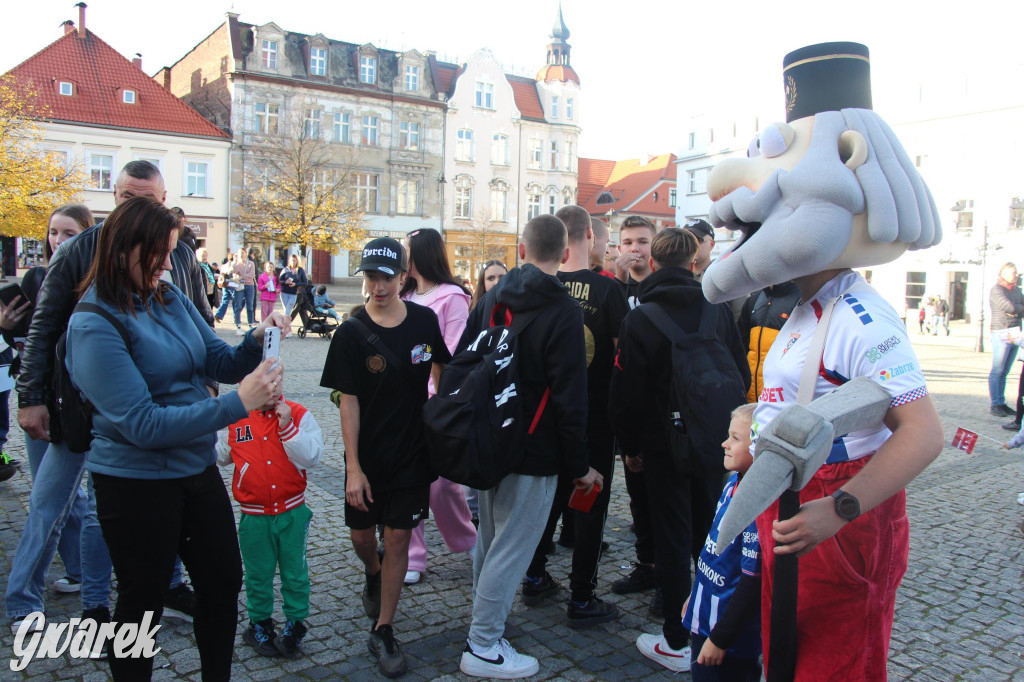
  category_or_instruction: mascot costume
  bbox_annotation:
[706,42,944,681]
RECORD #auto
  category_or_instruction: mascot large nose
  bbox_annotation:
[708,157,766,202]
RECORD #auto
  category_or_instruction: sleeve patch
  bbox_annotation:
[890,386,928,407]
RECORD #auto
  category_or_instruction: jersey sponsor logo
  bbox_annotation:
[865,335,901,363]
[878,362,915,382]
[742,546,758,560]
[366,354,386,373]
[697,557,726,587]
[742,530,758,544]
[234,425,253,443]
[410,344,433,364]
[758,386,785,403]
[781,332,800,356]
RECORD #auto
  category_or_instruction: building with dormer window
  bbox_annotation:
[161,13,447,281]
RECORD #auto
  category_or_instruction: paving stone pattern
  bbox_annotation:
[0,320,1022,680]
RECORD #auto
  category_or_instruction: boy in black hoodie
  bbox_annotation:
[609,227,749,673]
[457,215,601,680]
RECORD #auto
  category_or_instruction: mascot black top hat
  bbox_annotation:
[782,42,872,122]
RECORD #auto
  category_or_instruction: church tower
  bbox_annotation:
[536,4,580,85]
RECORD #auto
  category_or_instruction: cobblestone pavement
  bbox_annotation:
[0,319,1022,681]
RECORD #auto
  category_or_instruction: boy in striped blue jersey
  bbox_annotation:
[680,403,761,681]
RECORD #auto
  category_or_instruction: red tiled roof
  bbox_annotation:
[6,29,229,139]
[579,154,677,218]
[535,64,580,85]
[506,75,545,122]
[433,61,460,98]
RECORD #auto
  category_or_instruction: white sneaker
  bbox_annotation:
[403,570,421,585]
[236,327,244,336]
[636,632,691,672]
[53,576,81,593]
[460,638,539,679]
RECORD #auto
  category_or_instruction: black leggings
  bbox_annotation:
[93,465,242,681]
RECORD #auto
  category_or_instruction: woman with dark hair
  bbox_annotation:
[399,228,476,585]
[65,196,287,681]
[471,260,508,311]
[3,203,105,630]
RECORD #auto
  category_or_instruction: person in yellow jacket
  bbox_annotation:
[737,281,800,403]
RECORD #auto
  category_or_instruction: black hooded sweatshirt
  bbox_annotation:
[458,264,589,479]
[609,266,750,459]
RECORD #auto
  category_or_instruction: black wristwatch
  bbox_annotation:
[831,490,861,522]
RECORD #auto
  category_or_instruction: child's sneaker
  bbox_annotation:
[367,624,407,678]
[636,632,690,672]
[362,569,382,619]
[521,572,560,606]
[53,576,82,593]
[273,619,307,659]
[243,619,278,657]
[460,638,539,679]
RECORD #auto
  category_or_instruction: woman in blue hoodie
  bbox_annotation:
[66,197,288,681]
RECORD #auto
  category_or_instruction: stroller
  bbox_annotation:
[294,284,339,339]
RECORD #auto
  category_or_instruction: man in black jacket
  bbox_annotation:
[457,215,601,680]
[609,227,749,673]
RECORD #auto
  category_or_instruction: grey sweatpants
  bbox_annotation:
[468,473,557,649]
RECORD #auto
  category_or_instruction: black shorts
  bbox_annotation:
[345,484,430,530]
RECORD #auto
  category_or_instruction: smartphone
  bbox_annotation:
[262,327,281,370]
[0,283,27,307]
[568,482,602,513]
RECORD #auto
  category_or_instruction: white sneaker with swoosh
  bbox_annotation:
[460,638,539,679]
[636,632,691,672]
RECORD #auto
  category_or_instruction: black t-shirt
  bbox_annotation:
[558,269,629,396]
[320,302,451,491]
[619,275,646,310]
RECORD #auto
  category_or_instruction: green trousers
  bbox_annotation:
[238,503,313,622]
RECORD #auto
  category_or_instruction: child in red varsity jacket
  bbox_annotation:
[217,398,324,659]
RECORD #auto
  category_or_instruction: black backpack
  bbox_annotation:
[52,302,132,454]
[422,304,549,490]
[637,300,746,473]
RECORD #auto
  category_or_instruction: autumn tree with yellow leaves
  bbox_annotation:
[0,74,85,238]
[235,118,366,254]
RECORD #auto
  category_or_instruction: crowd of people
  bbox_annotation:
[0,158,940,682]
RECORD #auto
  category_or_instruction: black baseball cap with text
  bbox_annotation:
[684,218,714,241]
[355,237,407,276]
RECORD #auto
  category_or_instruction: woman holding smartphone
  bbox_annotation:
[65,197,289,681]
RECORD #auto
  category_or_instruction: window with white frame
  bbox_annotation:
[334,112,350,143]
[185,160,210,197]
[310,47,326,76]
[399,121,420,150]
[491,182,509,222]
[454,177,472,219]
[491,134,510,166]
[549,141,558,170]
[405,65,419,91]
[456,129,474,162]
[261,40,278,69]
[132,154,162,171]
[360,56,377,84]
[255,102,279,134]
[669,188,677,208]
[355,173,379,212]
[528,190,542,220]
[687,168,707,194]
[475,82,494,109]
[548,191,557,215]
[688,132,695,150]
[529,139,543,168]
[87,152,114,190]
[123,90,136,104]
[304,109,321,139]
[564,141,574,172]
[362,116,378,145]
[566,98,574,120]
[396,179,419,215]
[551,96,559,119]
[58,81,73,96]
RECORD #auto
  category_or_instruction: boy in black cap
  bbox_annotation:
[682,218,715,281]
[320,237,451,678]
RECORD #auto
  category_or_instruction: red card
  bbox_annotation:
[568,483,602,513]
[951,427,978,454]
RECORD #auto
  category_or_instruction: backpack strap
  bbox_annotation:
[796,278,871,404]
[72,302,132,355]
[634,300,701,345]
[345,316,425,397]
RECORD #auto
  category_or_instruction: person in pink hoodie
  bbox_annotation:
[400,228,477,584]
[257,261,280,322]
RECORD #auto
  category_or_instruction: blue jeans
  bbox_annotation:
[243,284,256,325]
[688,634,762,682]
[280,292,296,318]
[25,435,85,583]
[5,440,112,618]
[215,287,234,321]
[989,332,1019,406]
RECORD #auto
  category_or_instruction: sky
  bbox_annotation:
[3,0,1022,160]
